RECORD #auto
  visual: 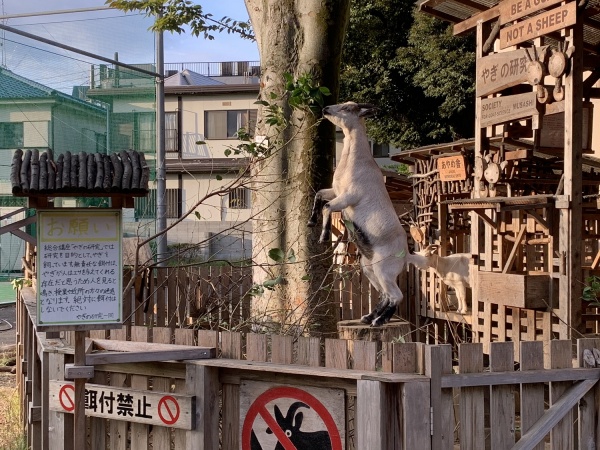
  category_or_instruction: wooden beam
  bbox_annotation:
[502,225,527,273]
[512,379,597,450]
[453,5,500,36]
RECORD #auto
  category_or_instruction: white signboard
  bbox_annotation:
[37,209,122,327]
[49,381,195,430]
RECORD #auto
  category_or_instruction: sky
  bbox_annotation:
[0,0,259,91]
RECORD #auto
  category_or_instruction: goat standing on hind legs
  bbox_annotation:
[307,102,414,327]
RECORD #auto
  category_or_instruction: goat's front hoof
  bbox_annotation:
[371,316,386,327]
[307,220,316,228]
[360,314,372,325]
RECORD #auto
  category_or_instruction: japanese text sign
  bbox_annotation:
[438,155,468,182]
[37,209,122,327]
[49,381,195,430]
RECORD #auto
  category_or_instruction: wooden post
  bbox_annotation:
[356,380,398,450]
[186,362,219,450]
[558,19,583,338]
[73,331,86,450]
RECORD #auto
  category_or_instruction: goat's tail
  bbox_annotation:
[405,252,429,270]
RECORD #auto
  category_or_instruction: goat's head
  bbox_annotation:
[266,402,309,442]
[322,102,378,128]
[415,244,440,257]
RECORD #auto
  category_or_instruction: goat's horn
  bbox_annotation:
[284,402,310,420]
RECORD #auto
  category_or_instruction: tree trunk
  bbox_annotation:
[246,0,349,335]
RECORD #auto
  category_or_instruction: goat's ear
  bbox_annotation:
[427,244,440,255]
[274,405,284,424]
[294,411,303,429]
[358,106,378,118]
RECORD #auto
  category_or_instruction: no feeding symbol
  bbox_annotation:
[58,384,76,412]
[241,386,343,450]
[157,395,180,426]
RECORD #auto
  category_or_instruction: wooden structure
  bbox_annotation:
[393,0,600,344]
[17,284,600,449]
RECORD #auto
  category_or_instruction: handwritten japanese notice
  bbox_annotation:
[37,210,122,327]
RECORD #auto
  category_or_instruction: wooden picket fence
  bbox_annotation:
[18,285,600,449]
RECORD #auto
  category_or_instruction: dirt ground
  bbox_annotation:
[0,303,17,389]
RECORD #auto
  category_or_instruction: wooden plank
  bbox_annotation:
[519,341,545,450]
[271,335,293,365]
[109,327,128,450]
[325,338,348,370]
[453,4,500,36]
[513,378,597,450]
[351,340,377,371]
[576,338,600,449]
[498,0,563,25]
[499,2,577,49]
[356,380,397,450]
[131,326,149,450]
[176,268,187,326]
[502,225,527,273]
[167,267,177,327]
[402,381,431,449]
[86,346,214,365]
[475,46,548,97]
[490,342,515,449]
[47,352,70,450]
[221,331,241,450]
[458,343,485,450]
[425,345,454,450]
[480,92,538,129]
[549,340,574,449]
[152,327,173,450]
[246,333,268,362]
[297,336,321,367]
[197,329,219,349]
[185,363,219,450]
[174,328,195,450]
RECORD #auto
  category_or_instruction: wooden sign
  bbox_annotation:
[499,0,564,25]
[49,381,195,430]
[476,46,548,97]
[538,104,592,148]
[480,92,538,127]
[500,2,576,49]
[37,209,122,328]
[240,381,345,450]
[437,155,467,181]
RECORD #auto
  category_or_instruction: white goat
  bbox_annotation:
[307,101,412,327]
[412,244,471,314]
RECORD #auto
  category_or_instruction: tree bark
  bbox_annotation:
[246,0,349,334]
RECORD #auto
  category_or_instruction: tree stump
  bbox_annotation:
[337,319,412,342]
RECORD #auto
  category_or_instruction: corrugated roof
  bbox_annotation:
[0,68,105,112]
[419,0,600,53]
[164,69,226,87]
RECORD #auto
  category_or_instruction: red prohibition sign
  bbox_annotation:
[241,386,343,450]
[158,395,180,425]
[59,384,75,412]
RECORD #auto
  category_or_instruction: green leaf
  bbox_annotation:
[301,274,311,281]
[196,141,206,145]
[343,219,355,233]
[287,248,296,263]
[254,100,269,106]
[262,276,283,289]
[216,175,222,181]
[268,248,285,262]
[224,149,231,157]
[319,86,331,95]
[194,211,201,220]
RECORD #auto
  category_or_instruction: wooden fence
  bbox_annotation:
[17,286,600,449]
[122,264,414,335]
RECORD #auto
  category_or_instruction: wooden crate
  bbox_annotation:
[477,271,555,309]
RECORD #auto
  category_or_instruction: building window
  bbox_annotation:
[165,112,178,153]
[373,142,389,158]
[204,110,257,139]
[229,187,249,209]
[0,123,24,149]
[134,188,181,220]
